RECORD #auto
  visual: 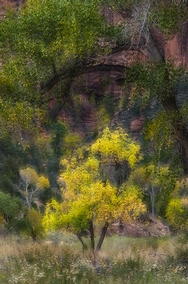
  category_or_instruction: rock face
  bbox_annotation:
[58,18,188,138]
[110,214,171,238]
[129,116,145,132]
[1,3,188,138]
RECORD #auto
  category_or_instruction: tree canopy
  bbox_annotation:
[19,167,49,209]
[43,128,146,254]
[0,0,110,98]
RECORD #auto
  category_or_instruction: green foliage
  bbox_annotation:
[21,208,45,240]
[23,140,49,172]
[129,165,176,218]
[0,137,24,195]
[143,111,182,171]
[150,1,188,34]
[126,61,186,173]
[154,168,176,217]
[166,177,188,231]
[0,0,115,139]
[144,112,173,151]
[0,192,21,223]
[0,0,108,97]
[126,62,183,105]
[104,0,188,35]
[0,99,41,138]
[50,121,67,157]
[63,132,82,156]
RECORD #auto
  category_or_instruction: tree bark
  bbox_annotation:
[40,63,127,95]
[76,233,88,254]
[96,221,109,252]
[150,186,156,217]
[88,221,95,252]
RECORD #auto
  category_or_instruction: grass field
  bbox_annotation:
[0,233,188,283]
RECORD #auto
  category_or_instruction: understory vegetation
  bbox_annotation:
[0,234,188,284]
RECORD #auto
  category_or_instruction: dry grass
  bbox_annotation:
[0,234,178,263]
[97,235,177,264]
[0,234,187,284]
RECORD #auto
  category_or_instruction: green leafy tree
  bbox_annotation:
[0,191,21,224]
[166,177,188,231]
[0,0,112,139]
[0,99,42,138]
[17,208,45,241]
[166,198,188,232]
[43,128,146,264]
[50,122,67,157]
[0,0,109,99]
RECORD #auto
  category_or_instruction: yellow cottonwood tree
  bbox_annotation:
[43,128,146,261]
[19,167,50,210]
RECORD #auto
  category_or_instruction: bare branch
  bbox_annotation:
[40,63,129,94]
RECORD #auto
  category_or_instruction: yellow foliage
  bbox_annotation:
[19,167,49,209]
[37,176,50,190]
[117,186,146,221]
[0,215,5,225]
[20,167,49,190]
[44,172,145,233]
[60,158,69,167]
[19,167,38,185]
[166,199,183,228]
[128,164,171,189]
[85,157,99,171]
[44,128,145,235]
[91,127,141,167]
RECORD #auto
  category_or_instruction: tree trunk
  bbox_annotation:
[150,186,156,217]
[173,125,188,174]
[76,233,88,254]
[88,221,95,252]
[31,228,37,242]
[96,221,109,252]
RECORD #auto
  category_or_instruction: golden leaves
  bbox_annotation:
[44,128,145,233]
